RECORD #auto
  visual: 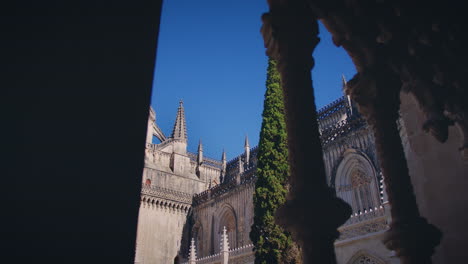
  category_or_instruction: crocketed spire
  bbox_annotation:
[171,100,187,141]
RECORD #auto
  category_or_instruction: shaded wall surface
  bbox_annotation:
[399,93,468,264]
[7,1,162,263]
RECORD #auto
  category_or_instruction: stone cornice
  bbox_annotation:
[141,184,193,205]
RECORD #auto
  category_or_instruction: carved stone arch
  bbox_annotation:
[214,203,238,251]
[334,149,380,213]
[346,250,386,264]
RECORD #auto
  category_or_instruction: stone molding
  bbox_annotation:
[338,217,388,241]
[141,184,193,205]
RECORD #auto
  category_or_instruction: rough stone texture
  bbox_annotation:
[398,93,468,264]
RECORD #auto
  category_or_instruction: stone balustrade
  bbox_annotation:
[181,244,254,264]
[342,205,386,226]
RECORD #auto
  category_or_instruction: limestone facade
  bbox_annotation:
[135,93,400,264]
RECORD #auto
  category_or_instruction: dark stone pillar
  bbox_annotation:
[261,1,351,263]
[7,0,162,263]
[345,67,442,264]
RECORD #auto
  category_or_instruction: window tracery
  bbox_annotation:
[335,150,380,213]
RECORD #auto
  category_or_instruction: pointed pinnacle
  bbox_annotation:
[244,135,250,148]
[222,149,226,161]
[341,74,347,88]
[198,139,203,151]
[171,100,187,140]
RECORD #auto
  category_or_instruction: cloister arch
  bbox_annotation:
[214,203,238,251]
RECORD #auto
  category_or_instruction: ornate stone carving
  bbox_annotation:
[141,184,193,205]
[338,218,387,241]
[351,170,371,188]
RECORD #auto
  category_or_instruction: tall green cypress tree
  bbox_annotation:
[250,58,300,264]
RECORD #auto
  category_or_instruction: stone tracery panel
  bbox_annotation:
[334,149,380,213]
[346,250,386,264]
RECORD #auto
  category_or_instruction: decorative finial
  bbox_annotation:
[221,226,229,252]
[189,238,197,262]
[244,135,250,148]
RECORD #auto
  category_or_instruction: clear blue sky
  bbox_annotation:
[151,0,356,160]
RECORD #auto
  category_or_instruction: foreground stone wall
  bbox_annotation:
[399,93,468,264]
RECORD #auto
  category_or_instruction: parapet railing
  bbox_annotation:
[193,171,256,206]
[317,96,347,120]
[182,244,254,264]
[320,116,367,146]
[195,252,221,264]
[229,244,254,258]
[342,205,386,226]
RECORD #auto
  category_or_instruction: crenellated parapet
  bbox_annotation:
[320,115,367,146]
[193,169,256,207]
[224,146,258,183]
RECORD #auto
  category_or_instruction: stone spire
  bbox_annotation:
[222,149,226,163]
[236,156,243,184]
[220,149,227,183]
[244,135,250,166]
[342,74,354,115]
[171,100,187,141]
[220,226,229,264]
[197,139,203,165]
[189,238,196,264]
[341,74,347,89]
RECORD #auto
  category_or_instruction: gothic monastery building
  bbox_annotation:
[135,89,399,264]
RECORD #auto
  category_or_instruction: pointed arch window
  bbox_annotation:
[334,150,380,213]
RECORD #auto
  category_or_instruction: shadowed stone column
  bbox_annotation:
[261,1,351,263]
[345,66,442,264]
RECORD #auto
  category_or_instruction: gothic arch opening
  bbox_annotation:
[334,149,380,213]
[215,204,238,251]
[192,221,204,257]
